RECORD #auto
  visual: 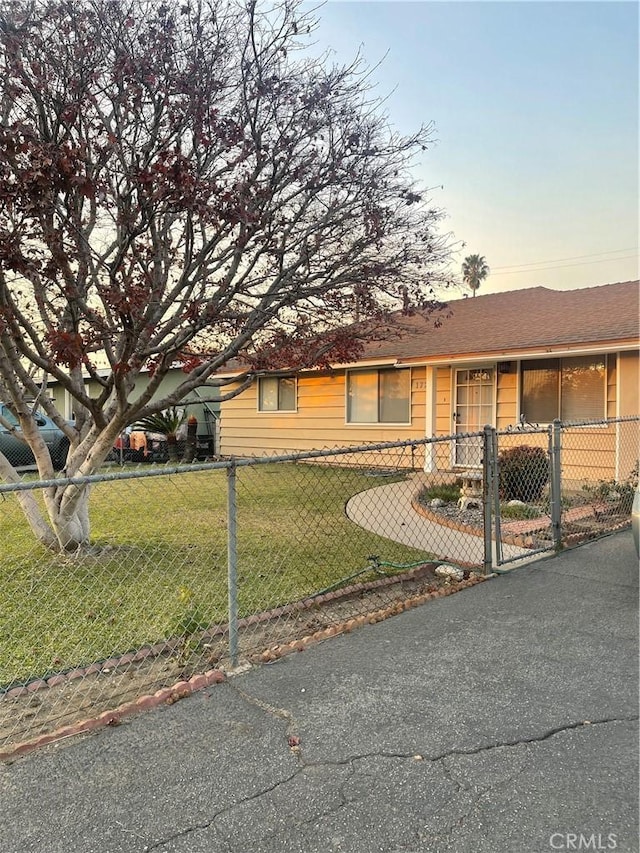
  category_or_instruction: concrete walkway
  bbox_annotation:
[345,475,530,567]
[1,532,637,852]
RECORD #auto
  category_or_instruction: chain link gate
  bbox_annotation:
[488,416,639,568]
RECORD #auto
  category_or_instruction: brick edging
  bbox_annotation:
[411,496,549,548]
[2,562,437,702]
[251,574,487,663]
[0,573,487,762]
[0,668,226,762]
[412,497,485,539]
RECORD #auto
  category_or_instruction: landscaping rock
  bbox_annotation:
[435,564,465,582]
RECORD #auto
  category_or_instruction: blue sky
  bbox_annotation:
[305,1,639,295]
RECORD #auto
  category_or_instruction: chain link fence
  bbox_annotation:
[491,416,639,566]
[1,417,637,755]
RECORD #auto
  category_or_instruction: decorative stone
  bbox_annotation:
[430,498,446,507]
[435,564,465,582]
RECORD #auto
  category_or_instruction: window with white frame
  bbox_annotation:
[346,368,411,424]
[258,376,297,412]
[521,355,606,423]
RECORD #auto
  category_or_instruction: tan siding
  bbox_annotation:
[561,426,618,484]
[499,426,619,486]
[432,367,452,469]
[618,350,639,416]
[220,352,638,477]
[411,368,427,426]
[617,350,639,479]
[607,354,617,419]
[435,367,452,436]
[496,371,517,430]
[220,369,428,458]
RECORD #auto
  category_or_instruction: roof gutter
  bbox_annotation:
[397,341,639,366]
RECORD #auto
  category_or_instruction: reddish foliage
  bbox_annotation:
[46,329,87,369]
[0,0,452,471]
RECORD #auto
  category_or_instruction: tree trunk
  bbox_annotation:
[167,434,179,463]
[45,483,92,550]
[0,453,58,548]
[181,416,198,463]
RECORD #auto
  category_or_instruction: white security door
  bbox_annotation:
[454,368,494,467]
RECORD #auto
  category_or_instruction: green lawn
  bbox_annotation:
[1,463,429,686]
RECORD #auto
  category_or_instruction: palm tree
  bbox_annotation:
[133,407,186,463]
[462,254,490,297]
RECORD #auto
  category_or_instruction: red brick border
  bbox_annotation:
[412,495,631,551]
[3,562,438,703]
[0,572,487,762]
[0,668,226,762]
[411,496,551,548]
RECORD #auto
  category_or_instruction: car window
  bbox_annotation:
[0,406,18,426]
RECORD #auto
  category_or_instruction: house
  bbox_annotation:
[46,367,221,454]
[219,280,639,480]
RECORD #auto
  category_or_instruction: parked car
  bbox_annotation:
[0,403,70,470]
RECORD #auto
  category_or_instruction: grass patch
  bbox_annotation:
[499,503,543,520]
[1,463,431,686]
[419,482,460,503]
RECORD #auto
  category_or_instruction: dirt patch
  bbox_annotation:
[1,564,482,756]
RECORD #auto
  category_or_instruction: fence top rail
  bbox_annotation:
[497,415,639,437]
[0,430,491,494]
[0,415,636,494]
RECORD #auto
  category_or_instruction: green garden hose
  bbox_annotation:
[312,554,464,597]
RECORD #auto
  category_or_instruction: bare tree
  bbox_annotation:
[0,0,452,550]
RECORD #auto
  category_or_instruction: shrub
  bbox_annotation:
[581,463,638,515]
[498,445,549,503]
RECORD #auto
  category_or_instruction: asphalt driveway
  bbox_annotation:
[1,532,638,853]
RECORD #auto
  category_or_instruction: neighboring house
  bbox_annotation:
[219,280,639,481]
[46,367,220,453]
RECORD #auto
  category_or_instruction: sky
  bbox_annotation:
[304,0,639,296]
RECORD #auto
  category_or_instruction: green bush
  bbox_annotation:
[498,445,549,503]
[581,464,638,515]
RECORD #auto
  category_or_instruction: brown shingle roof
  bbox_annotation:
[356,280,639,363]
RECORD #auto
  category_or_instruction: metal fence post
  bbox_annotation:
[549,419,562,550]
[491,426,502,564]
[482,425,494,574]
[226,461,239,667]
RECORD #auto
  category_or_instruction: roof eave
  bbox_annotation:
[397,339,640,366]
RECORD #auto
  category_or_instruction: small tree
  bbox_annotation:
[133,407,186,464]
[0,0,452,550]
[462,254,489,297]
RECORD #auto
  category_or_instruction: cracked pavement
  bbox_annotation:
[1,532,638,853]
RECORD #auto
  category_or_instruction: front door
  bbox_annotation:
[454,367,495,467]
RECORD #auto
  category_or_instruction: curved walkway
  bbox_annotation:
[345,474,531,568]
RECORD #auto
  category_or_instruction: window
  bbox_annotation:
[258,376,296,412]
[347,368,411,424]
[521,356,606,423]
